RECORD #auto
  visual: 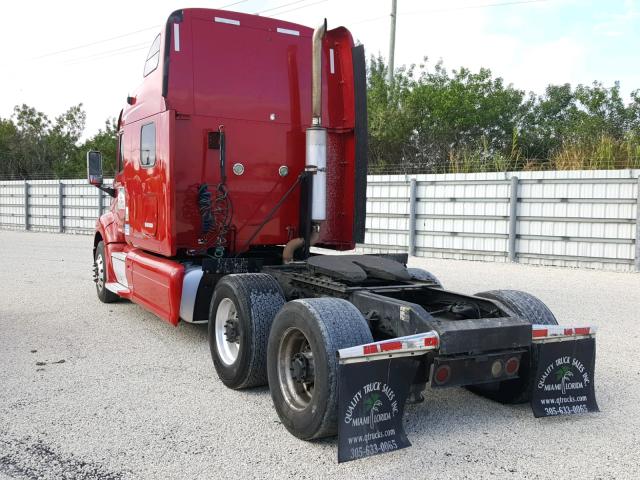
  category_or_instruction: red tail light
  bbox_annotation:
[505,357,520,376]
[433,365,451,385]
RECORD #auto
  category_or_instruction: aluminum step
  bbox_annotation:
[105,282,130,295]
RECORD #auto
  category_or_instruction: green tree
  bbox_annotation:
[519,83,576,161]
[49,104,86,177]
[520,81,636,166]
[0,118,19,177]
[76,118,118,177]
[629,90,640,133]
[407,60,525,171]
[0,103,117,179]
[367,55,416,173]
[12,104,51,177]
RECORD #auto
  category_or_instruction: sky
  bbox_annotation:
[1,0,638,138]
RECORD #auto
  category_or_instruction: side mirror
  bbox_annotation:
[87,150,104,186]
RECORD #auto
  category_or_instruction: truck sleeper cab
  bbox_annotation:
[88,8,598,456]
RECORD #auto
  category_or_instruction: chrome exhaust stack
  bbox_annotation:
[311,19,327,126]
[307,19,327,223]
[285,20,328,263]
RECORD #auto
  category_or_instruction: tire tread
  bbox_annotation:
[476,289,557,326]
[407,267,443,288]
[95,241,119,304]
[469,289,558,403]
[297,298,373,439]
[267,298,373,440]
[210,273,285,389]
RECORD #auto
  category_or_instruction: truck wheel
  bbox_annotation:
[467,289,558,404]
[94,241,118,303]
[267,298,373,440]
[209,274,285,389]
[407,267,443,288]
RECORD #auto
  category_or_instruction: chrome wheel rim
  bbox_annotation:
[96,253,105,291]
[215,298,240,365]
[277,327,315,411]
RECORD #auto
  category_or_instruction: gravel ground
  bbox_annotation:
[1,229,640,480]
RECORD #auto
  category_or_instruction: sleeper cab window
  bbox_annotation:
[140,123,156,167]
[143,34,161,77]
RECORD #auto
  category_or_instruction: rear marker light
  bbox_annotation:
[424,336,438,348]
[532,328,547,338]
[276,27,300,36]
[214,17,240,26]
[363,344,379,355]
[173,23,180,52]
[434,365,451,385]
[532,325,593,340]
[505,357,520,376]
[338,331,440,363]
[380,341,402,352]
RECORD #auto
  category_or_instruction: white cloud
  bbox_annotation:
[501,37,587,93]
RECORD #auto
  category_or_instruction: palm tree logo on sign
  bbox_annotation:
[365,393,384,431]
[555,366,574,395]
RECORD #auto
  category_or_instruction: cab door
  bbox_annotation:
[112,130,127,234]
[125,113,172,256]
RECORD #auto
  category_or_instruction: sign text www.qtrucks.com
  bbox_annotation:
[540,395,589,415]
[346,428,398,460]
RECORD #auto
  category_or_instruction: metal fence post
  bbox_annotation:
[508,176,519,262]
[635,176,640,272]
[408,178,417,256]
[98,187,104,217]
[24,180,29,231]
[58,181,64,233]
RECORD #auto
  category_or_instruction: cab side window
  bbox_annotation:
[140,123,156,167]
[143,34,161,77]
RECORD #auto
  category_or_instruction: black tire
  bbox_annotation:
[94,241,119,303]
[467,289,558,404]
[267,298,373,440]
[209,273,285,390]
[407,267,443,288]
[475,290,558,326]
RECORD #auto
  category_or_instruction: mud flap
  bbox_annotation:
[530,338,599,417]
[337,358,418,463]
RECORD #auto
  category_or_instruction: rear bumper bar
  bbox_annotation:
[338,324,596,364]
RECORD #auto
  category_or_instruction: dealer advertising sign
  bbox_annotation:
[530,338,599,417]
[337,358,418,463]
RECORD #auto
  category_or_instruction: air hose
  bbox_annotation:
[198,125,232,257]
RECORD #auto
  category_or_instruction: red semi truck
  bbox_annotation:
[88,8,598,462]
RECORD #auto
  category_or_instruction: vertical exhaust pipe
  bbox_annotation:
[307,19,327,222]
[285,20,328,262]
[311,19,327,126]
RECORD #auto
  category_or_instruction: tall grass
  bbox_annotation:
[550,134,640,171]
[369,133,640,174]
[447,131,523,173]
[446,134,640,174]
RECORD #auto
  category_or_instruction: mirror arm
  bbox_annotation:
[97,185,116,198]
